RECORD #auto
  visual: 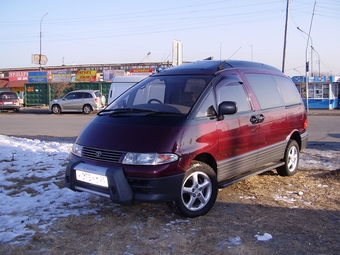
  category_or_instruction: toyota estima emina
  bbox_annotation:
[65,60,308,218]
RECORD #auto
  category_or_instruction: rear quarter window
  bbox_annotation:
[274,76,302,106]
[245,73,284,109]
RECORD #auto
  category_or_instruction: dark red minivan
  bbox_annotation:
[65,60,308,217]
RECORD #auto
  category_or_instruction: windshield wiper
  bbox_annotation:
[108,108,156,116]
[98,108,183,117]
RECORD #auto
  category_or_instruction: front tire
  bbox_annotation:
[277,139,299,176]
[52,105,61,114]
[167,161,218,218]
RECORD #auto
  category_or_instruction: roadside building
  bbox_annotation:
[292,76,340,110]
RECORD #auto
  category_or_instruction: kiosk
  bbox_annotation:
[292,76,339,110]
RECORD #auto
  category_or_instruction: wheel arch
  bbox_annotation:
[289,131,302,150]
[193,153,217,174]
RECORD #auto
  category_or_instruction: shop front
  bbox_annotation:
[292,76,339,110]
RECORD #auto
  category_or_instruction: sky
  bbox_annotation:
[0,0,339,78]
[0,134,339,245]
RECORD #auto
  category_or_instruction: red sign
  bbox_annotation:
[8,71,29,81]
[9,71,53,81]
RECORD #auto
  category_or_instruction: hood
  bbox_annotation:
[76,115,184,153]
[50,98,63,103]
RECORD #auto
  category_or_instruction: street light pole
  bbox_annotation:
[311,46,321,76]
[297,26,314,76]
[40,13,48,71]
[296,1,316,112]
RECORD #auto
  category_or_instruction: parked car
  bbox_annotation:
[65,60,308,218]
[49,90,106,114]
[108,75,149,104]
[0,91,20,112]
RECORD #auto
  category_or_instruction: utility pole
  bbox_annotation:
[281,0,290,73]
[40,13,48,71]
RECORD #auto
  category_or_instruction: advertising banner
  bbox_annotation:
[76,70,97,82]
[28,71,48,83]
[9,71,29,81]
[51,70,73,83]
[130,68,153,75]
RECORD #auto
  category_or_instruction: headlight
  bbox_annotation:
[122,152,178,165]
[72,144,83,157]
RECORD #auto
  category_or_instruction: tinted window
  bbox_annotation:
[65,93,76,100]
[0,92,17,99]
[274,76,302,106]
[216,75,250,112]
[245,74,284,109]
[94,91,102,98]
[83,93,93,99]
[106,75,213,115]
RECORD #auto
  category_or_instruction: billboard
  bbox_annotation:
[28,72,48,83]
[51,70,73,83]
[31,54,48,65]
[76,70,97,82]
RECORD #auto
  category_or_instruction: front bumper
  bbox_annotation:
[65,160,184,205]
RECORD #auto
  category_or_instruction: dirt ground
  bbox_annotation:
[1,149,340,255]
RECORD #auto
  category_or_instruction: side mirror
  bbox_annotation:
[218,101,237,120]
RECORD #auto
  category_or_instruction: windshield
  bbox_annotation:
[104,75,213,115]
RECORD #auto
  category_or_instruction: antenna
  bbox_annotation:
[227,47,242,60]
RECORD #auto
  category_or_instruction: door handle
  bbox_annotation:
[250,115,258,124]
[250,114,265,124]
[257,114,265,123]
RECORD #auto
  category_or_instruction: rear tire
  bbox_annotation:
[167,161,218,218]
[83,105,92,114]
[277,139,299,176]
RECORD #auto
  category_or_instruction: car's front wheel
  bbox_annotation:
[51,105,61,114]
[167,161,218,218]
[83,104,92,114]
[277,139,299,176]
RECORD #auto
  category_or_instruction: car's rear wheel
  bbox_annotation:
[83,104,92,114]
[52,105,61,114]
[167,161,218,218]
[277,139,299,176]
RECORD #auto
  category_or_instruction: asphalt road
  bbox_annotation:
[0,108,340,144]
[0,109,94,142]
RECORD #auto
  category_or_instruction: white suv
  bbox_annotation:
[49,90,106,114]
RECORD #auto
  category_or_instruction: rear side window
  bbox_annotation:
[245,74,284,109]
[274,76,302,106]
[83,93,93,99]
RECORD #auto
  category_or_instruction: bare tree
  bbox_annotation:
[50,82,74,99]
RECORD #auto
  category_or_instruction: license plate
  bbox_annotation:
[4,102,13,105]
[76,170,108,187]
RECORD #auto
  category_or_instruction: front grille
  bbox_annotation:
[82,147,125,163]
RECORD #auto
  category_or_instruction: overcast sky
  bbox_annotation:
[1,0,339,77]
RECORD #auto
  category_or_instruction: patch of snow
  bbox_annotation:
[255,233,273,241]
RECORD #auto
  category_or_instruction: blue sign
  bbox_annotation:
[28,71,48,83]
